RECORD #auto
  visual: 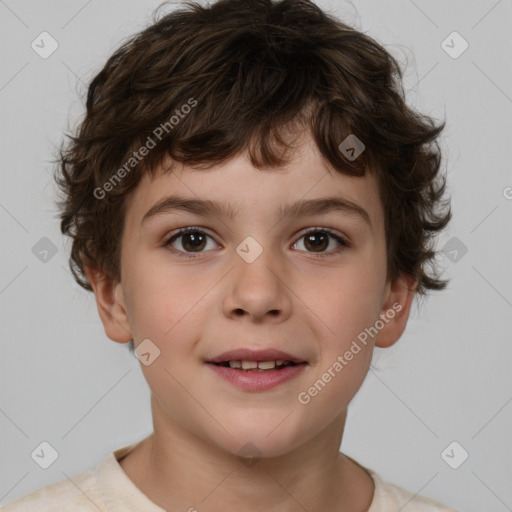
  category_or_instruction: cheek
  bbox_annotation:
[125,258,214,344]
[310,262,384,342]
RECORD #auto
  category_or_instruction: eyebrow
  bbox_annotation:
[141,194,372,230]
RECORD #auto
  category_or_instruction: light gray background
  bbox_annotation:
[1,1,511,510]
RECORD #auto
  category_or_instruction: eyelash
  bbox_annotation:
[164,226,350,260]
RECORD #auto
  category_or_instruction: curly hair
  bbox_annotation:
[55,0,451,308]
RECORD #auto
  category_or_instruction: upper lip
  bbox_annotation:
[207,348,306,364]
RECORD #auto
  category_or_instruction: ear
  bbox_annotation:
[374,273,418,349]
[84,265,132,344]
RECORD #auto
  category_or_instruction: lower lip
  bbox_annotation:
[207,363,307,391]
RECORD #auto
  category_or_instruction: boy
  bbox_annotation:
[3,0,457,510]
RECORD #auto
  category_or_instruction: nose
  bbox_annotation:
[223,248,292,323]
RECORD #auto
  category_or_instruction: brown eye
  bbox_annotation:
[180,231,207,252]
[166,228,218,256]
[303,232,330,252]
[293,228,348,256]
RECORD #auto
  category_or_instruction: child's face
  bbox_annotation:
[93,134,415,458]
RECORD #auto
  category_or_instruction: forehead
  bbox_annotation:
[125,137,384,232]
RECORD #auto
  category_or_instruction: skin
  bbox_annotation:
[85,133,417,512]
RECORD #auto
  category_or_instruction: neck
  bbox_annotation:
[120,395,374,512]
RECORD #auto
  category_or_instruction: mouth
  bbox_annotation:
[209,360,302,371]
[206,348,307,368]
[206,348,308,391]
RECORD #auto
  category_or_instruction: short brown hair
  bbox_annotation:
[55,0,451,304]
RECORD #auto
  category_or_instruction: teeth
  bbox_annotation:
[257,361,276,370]
[225,360,293,370]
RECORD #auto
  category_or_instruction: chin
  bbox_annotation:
[211,416,311,461]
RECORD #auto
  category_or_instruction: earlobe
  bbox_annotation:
[375,273,418,349]
[84,265,132,344]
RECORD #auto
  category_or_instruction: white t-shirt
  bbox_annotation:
[1,442,458,511]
